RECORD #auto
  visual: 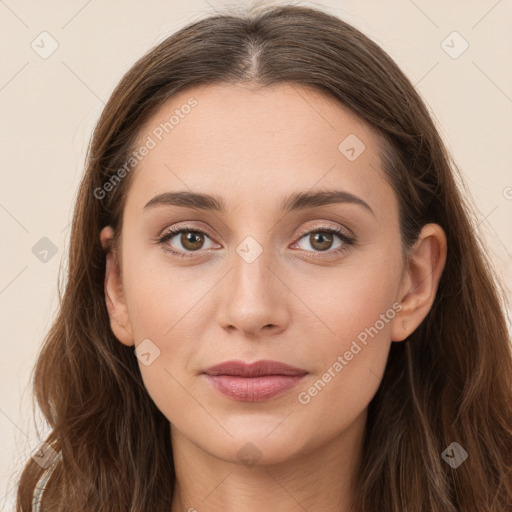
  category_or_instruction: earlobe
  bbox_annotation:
[391,223,447,342]
[100,226,135,347]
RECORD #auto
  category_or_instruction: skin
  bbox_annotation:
[100,82,447,511]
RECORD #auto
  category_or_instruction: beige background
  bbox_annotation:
[1,0,511,508]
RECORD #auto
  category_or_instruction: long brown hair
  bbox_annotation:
[16,4,512,510]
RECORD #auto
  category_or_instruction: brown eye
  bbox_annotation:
[158,227,218,255]
[180,231,205,251]
[309,232,334,251]
[293,226,354,256]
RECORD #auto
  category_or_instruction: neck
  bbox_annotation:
[170,411,366,512]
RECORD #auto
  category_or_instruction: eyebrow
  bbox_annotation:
[143,188,374,216]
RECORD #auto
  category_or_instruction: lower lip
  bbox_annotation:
[204,374,307,401]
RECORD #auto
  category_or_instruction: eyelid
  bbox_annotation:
[157,221,217,242]
[158,221,353,242]
[294,221,354,241]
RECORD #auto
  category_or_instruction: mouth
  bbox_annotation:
[203,359,308,402]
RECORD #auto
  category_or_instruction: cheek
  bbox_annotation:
[288,248,402,424]
[120,251,219,422]
[289,241,401,345]
[121,241,210,341]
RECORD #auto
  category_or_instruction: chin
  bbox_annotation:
[191,419,318,467]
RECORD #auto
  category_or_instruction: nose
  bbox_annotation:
[215,248,290,338]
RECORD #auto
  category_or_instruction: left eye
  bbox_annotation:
[292,227,353,253]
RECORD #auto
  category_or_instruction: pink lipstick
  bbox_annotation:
[203,359,308,402]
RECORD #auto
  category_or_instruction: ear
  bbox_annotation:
[391,223,447,342]
[100,226,134,346]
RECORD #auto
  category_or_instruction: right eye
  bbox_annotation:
[157,226,220,257]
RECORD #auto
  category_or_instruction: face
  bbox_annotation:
[101,82,421,466]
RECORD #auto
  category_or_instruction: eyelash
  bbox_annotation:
[155,223,355,259]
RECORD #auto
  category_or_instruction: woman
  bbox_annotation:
[16,4,512,511]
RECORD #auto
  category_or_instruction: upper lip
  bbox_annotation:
[204,359,308,377]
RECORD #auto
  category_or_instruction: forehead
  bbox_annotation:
[126,82,396,217]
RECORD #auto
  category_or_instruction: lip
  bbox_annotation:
[203,359,308,402]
